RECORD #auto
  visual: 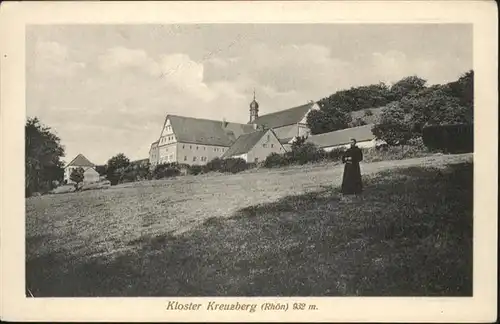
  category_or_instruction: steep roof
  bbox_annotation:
[222,129,269,158]
[166,115,256,147]
[251,102,315,128]
[307,124,376,148]
[279,137,294,144]
[66,154,95,168]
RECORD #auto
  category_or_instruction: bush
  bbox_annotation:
[263,143,327,168]
[70,167,85,187]
[153,163,181,180]
[289,142,324,165]
[221,158,249,174]
[406,136,426,150]
[362,145,430,163]
[264,152,290,168]
[422,123,473,153]
[324,148,346,161]
[188,165,204,175]
[204,158,225,173]
[350,117,367,127]
[203,157,251,174]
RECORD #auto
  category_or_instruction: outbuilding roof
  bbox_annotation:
[306,124,377,148]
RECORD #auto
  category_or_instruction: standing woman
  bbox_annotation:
[341,138,363,196]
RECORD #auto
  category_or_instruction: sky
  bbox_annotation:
[26,24,472,165]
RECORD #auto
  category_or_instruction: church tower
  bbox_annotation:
[249,89,259,123]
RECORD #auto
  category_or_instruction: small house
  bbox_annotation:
[64,154,100,184]
[222,129,286,164]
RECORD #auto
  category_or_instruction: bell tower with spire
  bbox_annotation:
[249,89,259,123]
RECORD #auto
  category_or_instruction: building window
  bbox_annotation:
[182,145,185,149]
[263,144,267,148]
[190,145,192,149]
[193,156,197,162]
[204,147,206,150]
[271,144,274,148]
[267,135,270,141]
[184,156,187,161]
[196,146,199,150]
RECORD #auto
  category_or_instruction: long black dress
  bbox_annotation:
[341,146,363,195]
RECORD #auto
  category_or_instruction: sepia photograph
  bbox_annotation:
[1,1,497,322]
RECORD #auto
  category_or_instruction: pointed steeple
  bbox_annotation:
[249,88,259,123]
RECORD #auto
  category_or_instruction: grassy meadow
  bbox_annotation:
[26,153,473,297]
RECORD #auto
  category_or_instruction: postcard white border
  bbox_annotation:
[1,1,498,322]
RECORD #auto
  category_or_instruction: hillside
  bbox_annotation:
[26,153,472,296]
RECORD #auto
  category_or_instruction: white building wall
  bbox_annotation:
[65,166,99,184]
[149,144,159,167]
[246,130,286,163]
[158,143,178,164]
[297,124,311,138]
[232,153,248,162]
[64,167,75,183]
[177,142,229,165]
[83,168,100,184]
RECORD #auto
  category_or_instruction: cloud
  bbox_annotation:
[368,50,459,86]
[158,53,216,102]
[31,40,86,77]
[26,31,471,165]
[205,43,350,94]
[97,46,160,76]
[203,43,356,109]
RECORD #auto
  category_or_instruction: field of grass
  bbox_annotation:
[26,153,473,297]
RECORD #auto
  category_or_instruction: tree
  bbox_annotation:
[318,82,394,113]
[25,117,65,196]
[95,165,107,176]
[401,86,472,133]
[70,167,85,190]
[106,153,130,185]
[445,70,473,110]
[291,135,307,151]
[372,102,415,147]
[350,117,367,127]
[390,76,427,101]
[306,108,352,135]
[289,142,324,165]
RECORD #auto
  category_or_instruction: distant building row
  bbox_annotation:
[149,95,384,167]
